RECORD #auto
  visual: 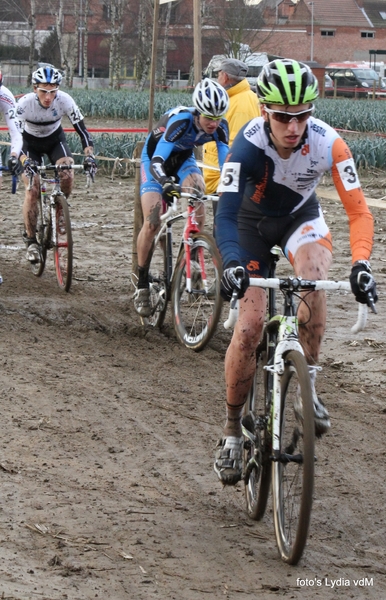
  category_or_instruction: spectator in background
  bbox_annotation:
[203,58,260,220]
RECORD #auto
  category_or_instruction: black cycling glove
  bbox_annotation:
[161,178,181,206]
[220,262,250,302]
[7,156,21,176]
[349,260,378,306]
[83,155,97,179]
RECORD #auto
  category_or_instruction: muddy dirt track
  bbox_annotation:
[0,130,385,599]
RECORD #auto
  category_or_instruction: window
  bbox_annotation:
[361,31,375,38]
[380,11,386,19]
[103,3,111,20]
[321,30,335,37]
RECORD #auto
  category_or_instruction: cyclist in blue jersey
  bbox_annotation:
[134,78,229,317]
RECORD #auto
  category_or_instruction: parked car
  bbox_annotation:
[324,73,334,90]
[325,62,386,98]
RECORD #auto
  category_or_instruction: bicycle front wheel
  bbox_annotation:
[141,234,169,329]
[171,232,222,351]
[272,349,315,565]
[243,336,273,521]
[31,197,47,277]
[53,195,73,292]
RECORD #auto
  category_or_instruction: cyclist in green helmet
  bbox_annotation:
[213,58,377,485]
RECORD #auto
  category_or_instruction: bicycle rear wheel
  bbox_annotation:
[243,334,273,520]
[272,349,315,565]
[53,195,73,292]
[31,197,47,277]
[141,234,169,328]
[171,232,222,351]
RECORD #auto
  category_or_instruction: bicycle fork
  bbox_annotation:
[266,316,304,462]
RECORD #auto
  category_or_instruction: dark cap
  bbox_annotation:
[215,58,248,78]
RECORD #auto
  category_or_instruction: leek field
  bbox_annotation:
[3,89,386,171]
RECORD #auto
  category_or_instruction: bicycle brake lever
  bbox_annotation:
[366,292,377,314]
[359,272,377,314]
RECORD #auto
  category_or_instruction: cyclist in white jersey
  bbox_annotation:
[0,71,23,189]
[16,65,96,263]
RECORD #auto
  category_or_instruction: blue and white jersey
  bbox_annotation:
[144,107,229,182]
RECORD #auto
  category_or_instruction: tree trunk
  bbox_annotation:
[56,0,70,84]
[83,0,89,89]
[28,0,36,86]
[160,2,171,91]
[136,0,153,92]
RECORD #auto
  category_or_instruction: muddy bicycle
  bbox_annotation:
[224,249,376,564]
[26,163,91,292]
[132,189,223,351]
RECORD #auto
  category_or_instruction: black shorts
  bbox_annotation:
[22,128,72,164]
[238,199,331,277]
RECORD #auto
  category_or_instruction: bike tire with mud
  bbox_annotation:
[272,349,315,565]
[140,234,169,329]
[53,195,73,292]
[171,232,222,351]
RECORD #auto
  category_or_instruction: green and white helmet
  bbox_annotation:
[256,59,319,105]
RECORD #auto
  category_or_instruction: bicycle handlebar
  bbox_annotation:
[31,164,85,173]
[179,192,219,203]
[160,191,217,223]
[223,275,371,334]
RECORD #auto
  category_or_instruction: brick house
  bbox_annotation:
[260,0,386,66]
[3,0,386,81]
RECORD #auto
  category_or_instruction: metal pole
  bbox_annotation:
[309,2,314,62]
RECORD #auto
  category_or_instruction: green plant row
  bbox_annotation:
[0,132,147,173]
[10,87,194,121]
[2,129,386,170]
[9,87,386,133]
[314,98,386,135]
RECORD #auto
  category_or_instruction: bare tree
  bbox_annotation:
[160,2,172,91]
[108,0,127,89]
[27,0,36,85]
[82,0,90,89]
[204,0,274,59]
[136,0,153,92]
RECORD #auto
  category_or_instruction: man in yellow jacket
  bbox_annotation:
[203,58,261,199]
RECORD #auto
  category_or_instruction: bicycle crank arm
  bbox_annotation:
[243,456,261,483]
[274,452,304,464]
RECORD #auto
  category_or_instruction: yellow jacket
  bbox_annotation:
[203,79,261,194]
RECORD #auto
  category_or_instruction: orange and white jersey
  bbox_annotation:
[216,115,373,266]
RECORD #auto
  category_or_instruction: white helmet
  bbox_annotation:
[32,65,62,86]
[193,78,229,117]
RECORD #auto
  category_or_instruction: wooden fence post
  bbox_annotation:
[132,141,145,275]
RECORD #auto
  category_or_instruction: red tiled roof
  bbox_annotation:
[291,0,372,28]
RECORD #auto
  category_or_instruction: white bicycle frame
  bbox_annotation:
[224,277,369,456]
